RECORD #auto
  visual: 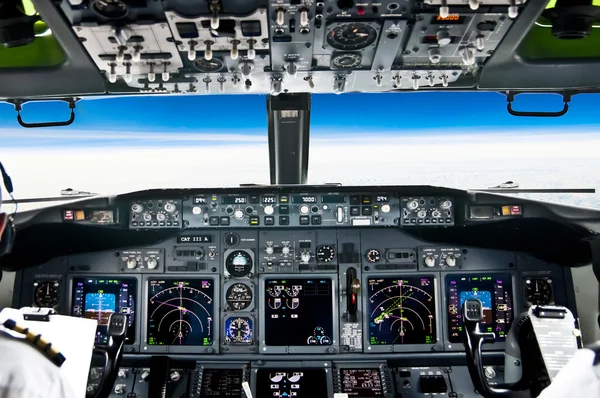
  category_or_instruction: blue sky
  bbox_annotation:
[0,92,599,141]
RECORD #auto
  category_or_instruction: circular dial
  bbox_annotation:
[147,280,214,346]
[225,317,253,344]
[193,57,224,73]
[525,279,553,305]
[327,23,378,50]
[366,249,381,263]
[331,53,362,69]
[226,283,253,310]
[91,0,128,19]
[316,245,336,263]
[34,281,59,308]
[225,250,253,277]
[368,277,436,345]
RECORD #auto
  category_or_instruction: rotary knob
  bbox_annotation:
[441,200,453,209]
[265,246,274,255]
[281,246,291,255]
[170,371,181,382]
[407,200,419,210]
[143,213,152,221]
[89,368,101,380]
[381,204,391,213]
[417,210,427,218]
[234,209,245,219]
[300,252,311,263]
[140,370,150,381]
[460,47,476,66]
[114,385,124,395]
[156,213,166,221]
[437,30,452,46]
[192,206,202,215]
[126,258,137,269]
[164,203,176,212]
[299,205,310,215]
[264,205,274,215]
[424,255,436,267]
[131,204,143,213]
[428,48,441,64]
[147,258,158,269]
[445,255,456,267]
[118,369,127,379]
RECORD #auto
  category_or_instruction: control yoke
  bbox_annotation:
[461,299,522,398]
[93,313,128,398]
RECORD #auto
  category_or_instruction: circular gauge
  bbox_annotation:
[34,281,59,308]
[147,279,214,345]
[225,317,253,344]
[525,279,553,305]
[316,245,336,263]
[331,53,362,69]
[193,57,224,73]
[225,250,253,277]
[327,22,378,50]
[226,283,253,310]
[366,249,381,263]
[91,0,129,20]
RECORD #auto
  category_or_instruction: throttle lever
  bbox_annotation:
[346,267,359,321]
[93,313,128,398]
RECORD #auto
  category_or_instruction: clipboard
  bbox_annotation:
[0,307,97,398]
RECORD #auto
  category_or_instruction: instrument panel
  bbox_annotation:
[48,0,527,96]
[15,187,576,398]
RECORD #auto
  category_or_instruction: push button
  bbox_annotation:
[279,216,290,225]
[209,216,219,226]
[299,216,310,225]
[265,216,275,225]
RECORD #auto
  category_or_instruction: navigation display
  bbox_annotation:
[446,274,513,343]
[341,369,384,397]
[264,278,334,346]
[367,277,437,345]
[71,278,136,345]
[200,369,243,398]
[147,279,214,346]
[256,369,328,398]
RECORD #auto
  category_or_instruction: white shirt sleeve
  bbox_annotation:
[0,333,79,398]
[536,347,600,398]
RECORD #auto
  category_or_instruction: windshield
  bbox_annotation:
[0,92,598,212]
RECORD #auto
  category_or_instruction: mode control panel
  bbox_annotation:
[130,192,457,230]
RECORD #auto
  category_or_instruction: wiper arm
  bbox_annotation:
[476,181,595,193]
[2,188,100,204]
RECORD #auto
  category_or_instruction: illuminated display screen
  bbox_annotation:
[341,369,384,397]
[446,274,513,343]
[200,369,243,397]
[367,277,437,345]
[256,369,328,398]
[71,278,136,345]
[146,279,214,346]
[221,196,247,205]
[264,278,333,346]
[431,14,465,24]
[292,195,318,203]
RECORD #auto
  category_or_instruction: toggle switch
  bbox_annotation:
[441,74,449,87]
[333,76,346,94]
[393,74,401,88]
[204,41,214,60]
[210,0,220,29]
[203,78,211,94]
[147,63,155,82]
[162,62,170,81]
[232,74,240,87]
[276,8,285,26]
[240,60,254,78]
[300,8,309,26]
[374,74,382,87]
[270,77,282,96]
[439,0,449,18]
[412,75,420,90]
[188,40,197,61]
[108,63,117,83]
[132,45,142,62]
[460,46,475,65]
[230,39,240,60]
[217,77,226,93]
[286,61,297,78]
[247,39,256,60]
[427,74,435,87]
[116,46,126,63]
[476,35,485,51]
[508,0,518,18]
[123,63,132,83]
[469,0,480,10]
[429,48,442,64]
[304,75,315,89]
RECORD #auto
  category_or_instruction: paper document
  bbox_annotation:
[0,307,97,398]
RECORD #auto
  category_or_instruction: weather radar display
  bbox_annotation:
[147,279,214,346]
[367,277,437,345]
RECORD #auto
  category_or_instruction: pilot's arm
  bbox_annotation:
[0,212,78,398]
[536,342,600,398]
[0,330,78,398]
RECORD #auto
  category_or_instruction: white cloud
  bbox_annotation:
[0,129,598,212]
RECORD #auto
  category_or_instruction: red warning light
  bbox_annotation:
[357,6,365,15]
